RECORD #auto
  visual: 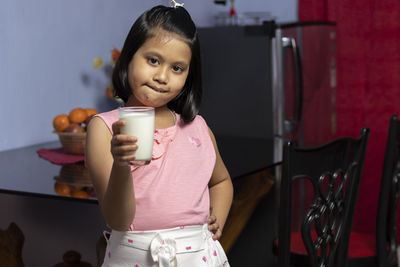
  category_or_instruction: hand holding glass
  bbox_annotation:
[118,107,155,166]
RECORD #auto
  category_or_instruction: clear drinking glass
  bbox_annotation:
[118,107,155,166]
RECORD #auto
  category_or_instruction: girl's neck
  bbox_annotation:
[155,106,176,129]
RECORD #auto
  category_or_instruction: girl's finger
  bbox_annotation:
[212,228,221,240]
[111,144,138,156]
[111,135,137,147]
[208,215,217,223]
[118,154,136,163]
[113,152,136,166]
[111,119,126,134]
[208,222,219,233]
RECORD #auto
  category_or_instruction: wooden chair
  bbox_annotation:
[347,115,400,267]
[276,128,370,267]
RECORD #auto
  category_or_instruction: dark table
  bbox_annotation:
[0,135,277,265]
[0,135,276,203]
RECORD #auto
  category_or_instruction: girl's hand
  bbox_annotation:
[208,214,221,240]
[111,120,138,166]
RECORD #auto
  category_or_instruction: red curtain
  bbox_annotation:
[299,0,400,236]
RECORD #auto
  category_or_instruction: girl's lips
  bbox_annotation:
[148,85,167,93]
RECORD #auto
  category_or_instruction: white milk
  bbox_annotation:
[119,108,155,165]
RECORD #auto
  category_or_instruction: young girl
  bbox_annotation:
[85,3,233,267]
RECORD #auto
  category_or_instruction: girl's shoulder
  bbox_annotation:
[178,114,208,128]
[193,114,207,124]
[177,114,211,139]
[93,108,119,134]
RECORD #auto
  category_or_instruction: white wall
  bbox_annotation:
[0,0,297,152]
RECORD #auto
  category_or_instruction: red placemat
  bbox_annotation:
[37,148,85,165]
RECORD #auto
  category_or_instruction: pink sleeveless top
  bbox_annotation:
[95,109,216,231]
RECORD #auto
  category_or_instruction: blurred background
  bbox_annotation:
[0,0,296,152]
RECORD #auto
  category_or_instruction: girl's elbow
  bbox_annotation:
[104,209,136,231]
[106,217,135,231]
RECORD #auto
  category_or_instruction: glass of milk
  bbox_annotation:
[118,107,155,166]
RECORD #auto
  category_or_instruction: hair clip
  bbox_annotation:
[171,0,184,8]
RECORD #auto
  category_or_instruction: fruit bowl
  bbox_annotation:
[52,107,98,155]
[54,164,92,187]
[55,131,86,155]
[53,164,95,199]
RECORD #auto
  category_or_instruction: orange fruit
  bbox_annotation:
[106,87,114,98]
[111,48,121,64]
[69,108,88,124]
[85,108,98,117]
[71,190,90,199]
[53,114,70,132]
[54,181,71,196]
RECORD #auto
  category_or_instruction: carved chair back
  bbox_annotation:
[376,115,400,267]
[278,128,369,267]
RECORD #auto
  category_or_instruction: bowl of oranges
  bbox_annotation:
[53,107,98,155]
[54,163,95,199]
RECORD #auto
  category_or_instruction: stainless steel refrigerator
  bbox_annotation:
[198,21,337,169]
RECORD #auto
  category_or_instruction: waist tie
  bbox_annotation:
[150,233,178,267]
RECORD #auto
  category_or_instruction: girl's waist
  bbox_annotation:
[108,223,211,253]
[128,209,209,231]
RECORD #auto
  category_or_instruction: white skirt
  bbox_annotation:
[102,224,230,267]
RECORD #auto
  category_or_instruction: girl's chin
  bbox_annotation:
[130,101,166,109]
[127,94,173,108]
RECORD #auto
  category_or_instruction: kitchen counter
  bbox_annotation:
[0,135,277,203]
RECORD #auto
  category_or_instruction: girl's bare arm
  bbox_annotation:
[85,117,137,231]
[208,128,234,240]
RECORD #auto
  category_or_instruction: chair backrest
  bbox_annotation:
[376,115,400,267]
[278,128,370,267]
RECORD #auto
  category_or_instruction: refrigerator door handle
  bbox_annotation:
[282,37,303,133]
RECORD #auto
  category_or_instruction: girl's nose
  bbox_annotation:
[153,66,168,84]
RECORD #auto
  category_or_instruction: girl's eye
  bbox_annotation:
[172,65,183,73]
[148,58,159,65]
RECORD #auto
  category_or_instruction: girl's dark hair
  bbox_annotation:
[112,5,202,123]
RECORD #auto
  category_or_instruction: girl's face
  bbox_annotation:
[126,29,192,108]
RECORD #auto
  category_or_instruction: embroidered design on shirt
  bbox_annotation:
[188,137,201,147]
[152,128,176,159]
